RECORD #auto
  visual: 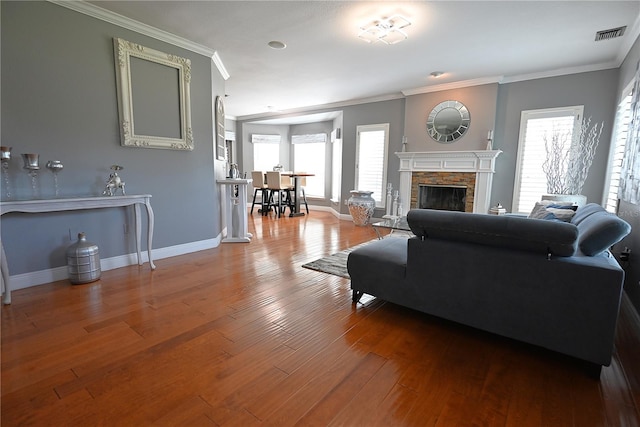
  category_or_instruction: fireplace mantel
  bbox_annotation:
[396,150,502,214]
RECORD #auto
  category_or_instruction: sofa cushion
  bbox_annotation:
[577,211,631,256]
[347,238,408,284]
[571,203,605,226]
[407,209,578,257]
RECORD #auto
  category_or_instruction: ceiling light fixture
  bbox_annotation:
[430,71,444,78]
[268,40,287,50]
[358,15,411,45]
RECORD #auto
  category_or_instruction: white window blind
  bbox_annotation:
[291,133,327,144]
[293,133,326,198]
[512,107,582,214]
[252,134,281,172]
[604,92,633,212]
[355,124,389,207]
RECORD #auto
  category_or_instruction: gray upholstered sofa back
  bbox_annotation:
[406,203,630,258]
[406,209,578,257]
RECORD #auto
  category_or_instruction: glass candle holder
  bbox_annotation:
[46,160,64,197]
[21,153,40,198]
[1,146,11,200]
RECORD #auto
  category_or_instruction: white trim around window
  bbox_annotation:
[355,123,389,208]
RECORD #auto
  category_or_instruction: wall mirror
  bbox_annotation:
[114,38,194,150]
[426,100,470,143]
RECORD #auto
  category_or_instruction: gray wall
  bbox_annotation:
[1,2,225,276]
[340,99,405,216]
[404,84,499,152]
[492,69,619,211]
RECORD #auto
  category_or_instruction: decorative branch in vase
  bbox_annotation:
[541,116,603,203]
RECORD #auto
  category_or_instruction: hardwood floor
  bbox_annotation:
[2,210,640,426]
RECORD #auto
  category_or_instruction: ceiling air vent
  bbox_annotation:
[595,26,626,41]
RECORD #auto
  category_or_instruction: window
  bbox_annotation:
[604,90,633,212]
[293,133,326,198]
[251,134,280,172]
[512,107,582,214]
[355,124,389,208]
[331,129,342,203]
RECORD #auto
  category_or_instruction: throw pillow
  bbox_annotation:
[528,200,577,222]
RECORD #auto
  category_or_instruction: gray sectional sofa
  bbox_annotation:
[347,203,631,374]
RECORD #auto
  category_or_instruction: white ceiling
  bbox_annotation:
[89,1,640,121]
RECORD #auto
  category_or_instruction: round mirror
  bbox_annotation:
[426,100,471,143]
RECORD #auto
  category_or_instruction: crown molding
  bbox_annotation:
[47,0,230,80]
[500,61,618,84]
[401,59,621,97]
[617,11,640,65]
[212,52,230,80]
[236,93,405,122]
[402,76,503,96]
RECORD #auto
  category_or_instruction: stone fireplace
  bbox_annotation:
[397,150,501,214]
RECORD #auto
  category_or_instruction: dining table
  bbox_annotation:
[282,172,314,217]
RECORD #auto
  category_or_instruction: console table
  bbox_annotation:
[0,194,155,304]
[217,179,253,243]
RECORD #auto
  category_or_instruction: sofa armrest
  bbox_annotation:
[406,209,578,257]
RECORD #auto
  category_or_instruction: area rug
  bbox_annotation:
[301,240,376,279]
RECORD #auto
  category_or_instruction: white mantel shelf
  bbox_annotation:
[396,150,502,214]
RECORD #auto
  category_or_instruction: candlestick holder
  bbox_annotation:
[486,130,494,150]
[383,183,393,218]
[393,190,399,213]
[46,160,64,197]
[1,146,12,200]
[21,153,40,198]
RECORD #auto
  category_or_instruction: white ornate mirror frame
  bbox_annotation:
[113,38,194,150]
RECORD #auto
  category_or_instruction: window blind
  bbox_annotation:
[355,124,389,207]
[291,133,327,144]
[251,134,281,144]
[605,93,633,212]
[513,108,581,214]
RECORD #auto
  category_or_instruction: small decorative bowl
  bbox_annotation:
[46,160,64,172]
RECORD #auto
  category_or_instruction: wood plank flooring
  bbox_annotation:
[2,210,640,426]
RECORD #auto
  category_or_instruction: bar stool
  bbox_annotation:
[297,175,309,214]
[250,171,269,215]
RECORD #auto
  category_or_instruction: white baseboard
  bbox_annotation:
[8,235,221,291]
[246,202,350,220]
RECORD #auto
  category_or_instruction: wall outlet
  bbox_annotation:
[68,228,79,241]
[621,247,631,262]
